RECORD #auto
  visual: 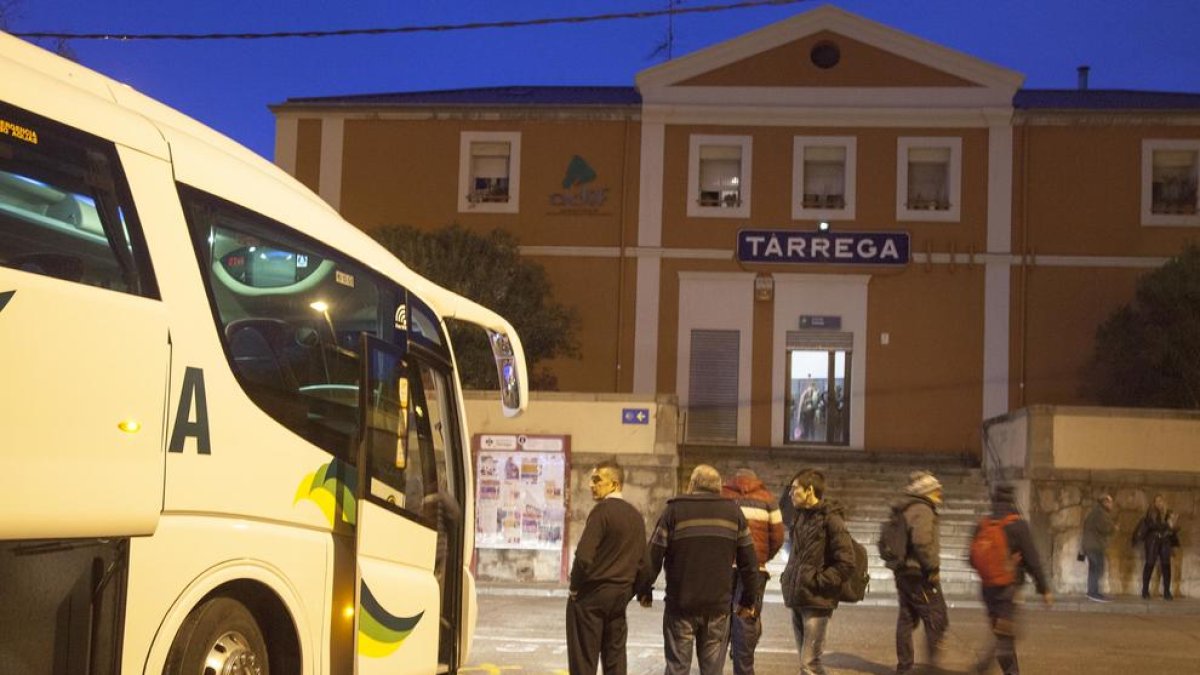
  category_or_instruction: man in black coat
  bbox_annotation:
[567,460,646,675]
[780,468,855,675]
[636,464,758,675]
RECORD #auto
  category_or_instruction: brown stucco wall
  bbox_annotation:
[866,264,986,452]
[294,118,323,194]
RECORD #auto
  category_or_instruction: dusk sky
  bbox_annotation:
[10,1,1200,161]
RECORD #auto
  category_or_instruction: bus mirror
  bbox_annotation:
[487,329,523,415]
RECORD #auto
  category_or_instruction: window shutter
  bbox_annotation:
[472,156,509,179]
[687,329,740,443]
[908,147,951,163]
[1153,150,1197,168]
[700,159,741,191]
[805,146,846,162]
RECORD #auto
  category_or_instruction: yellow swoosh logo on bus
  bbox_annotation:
[294,460,357,527]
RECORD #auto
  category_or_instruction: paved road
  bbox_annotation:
[465,593,1200,674]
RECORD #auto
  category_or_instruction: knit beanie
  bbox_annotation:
[905,471,942,497]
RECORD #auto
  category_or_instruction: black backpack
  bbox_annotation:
[877,502,912,571]
[838,535,871,603]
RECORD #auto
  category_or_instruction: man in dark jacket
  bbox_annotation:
[567,460,647,675]
[972,484,1053,675]
[892,471,948,674]
[722,468,785,675]
[1081,493,1116,602]
[637,464,758,675]
[780,468,855,675]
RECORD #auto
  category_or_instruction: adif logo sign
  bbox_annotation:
[549,155,608,209]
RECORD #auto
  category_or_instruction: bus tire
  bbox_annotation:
[163,595,270,675]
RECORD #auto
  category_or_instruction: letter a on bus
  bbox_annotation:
[169,366,211,454]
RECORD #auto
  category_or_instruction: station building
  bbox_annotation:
[270,5,1200,457]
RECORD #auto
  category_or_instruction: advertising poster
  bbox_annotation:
[474,434,568,551]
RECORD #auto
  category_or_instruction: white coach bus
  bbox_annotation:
[0,32,527,675]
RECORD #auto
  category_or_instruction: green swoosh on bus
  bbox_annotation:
[357,581,424,658]
[293,459,357,527]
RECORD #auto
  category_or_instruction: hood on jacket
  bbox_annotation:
[723,474,768,498]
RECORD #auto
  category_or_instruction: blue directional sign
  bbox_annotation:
[622,408,650,425]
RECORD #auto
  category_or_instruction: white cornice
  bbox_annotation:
[635,5,1024,93]
[640,86,1014,109]
[641,103,1013,128]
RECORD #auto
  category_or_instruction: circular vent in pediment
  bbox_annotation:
[810,41,841,69]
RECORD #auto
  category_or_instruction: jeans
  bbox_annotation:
[1085,549,1106,597]
[790,607,832,675]
[729,570,769,675]
[663,609,731,675]
[894,573,948,672]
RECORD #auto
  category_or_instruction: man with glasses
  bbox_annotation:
[567,460,646,675]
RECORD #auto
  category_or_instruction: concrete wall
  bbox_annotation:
[463,392,680,583]
[983,405,1200,598]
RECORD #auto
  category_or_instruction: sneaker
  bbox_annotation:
[1165,592,1174,601]
[1087,593,1112,603]
[1142,591,1151,600]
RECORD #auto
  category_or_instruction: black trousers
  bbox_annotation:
[977,585,1020,675]
[894,573,948,672]
[567,583,633,675]
[1142,540,1173,597]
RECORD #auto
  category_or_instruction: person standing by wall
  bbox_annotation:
[721,468,785,675]
[780,468,855,675]
[970,484,1053,675]
[1134,493,1182,600]
[891,471,948,674]
[636,464,759,675]
[566,460,646,675]
[1081,493,1117,602]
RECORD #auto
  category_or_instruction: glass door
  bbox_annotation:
[785,348,850,446]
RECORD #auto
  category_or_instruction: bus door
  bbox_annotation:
[354,336,443,674]
[0,109,168,540]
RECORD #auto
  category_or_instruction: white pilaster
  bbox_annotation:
[983,122,1014,420]
[632,122,666,393]
[318,117,344,211]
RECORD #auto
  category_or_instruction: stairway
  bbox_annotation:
[680,448,993,603]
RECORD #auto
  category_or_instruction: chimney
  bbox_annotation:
[1077,65,1090,91]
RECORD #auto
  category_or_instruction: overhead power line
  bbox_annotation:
[14,0,809,42]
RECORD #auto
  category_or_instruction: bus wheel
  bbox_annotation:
[164,596,269,675]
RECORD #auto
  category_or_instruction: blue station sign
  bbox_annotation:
[737,230,910,266]
[621,408,650,425]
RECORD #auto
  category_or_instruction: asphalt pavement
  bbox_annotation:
[465,587,1200,674]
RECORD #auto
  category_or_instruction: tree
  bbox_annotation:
[1085,243,1200,409]
[372,224,579,390]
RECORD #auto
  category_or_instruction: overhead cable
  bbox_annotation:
[13,0,809,42]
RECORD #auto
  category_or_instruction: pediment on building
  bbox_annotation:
[636,5,1023,109]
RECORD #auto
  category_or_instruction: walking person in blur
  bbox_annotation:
[969,484,1054,675]
[566,460,646,675]
[780,469,855,675]
[1081,493,1117,602]
[1134,493,1182,600]
[890,471,948,674]
[722,468,785,675]
[636,465,759,675]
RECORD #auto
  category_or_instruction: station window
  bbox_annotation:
[688,134,752,218]
[897,137,961,222]
[1142,139,1200,226]
[794,136,857,220]
[459,131,521,213]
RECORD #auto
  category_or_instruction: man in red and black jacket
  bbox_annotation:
[636,465,759,675]
[722,468,784,675]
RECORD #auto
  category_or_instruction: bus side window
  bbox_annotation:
[180,187,383,462]
[0,105,155,297]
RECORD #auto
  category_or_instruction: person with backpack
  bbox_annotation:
[879,470,948,674]
[779,468,855,675]
[721,468,785,675]
[969,483,1053,675]
[1133,493,1182,600]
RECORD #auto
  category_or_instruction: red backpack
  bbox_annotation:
[969,514,1020,587]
